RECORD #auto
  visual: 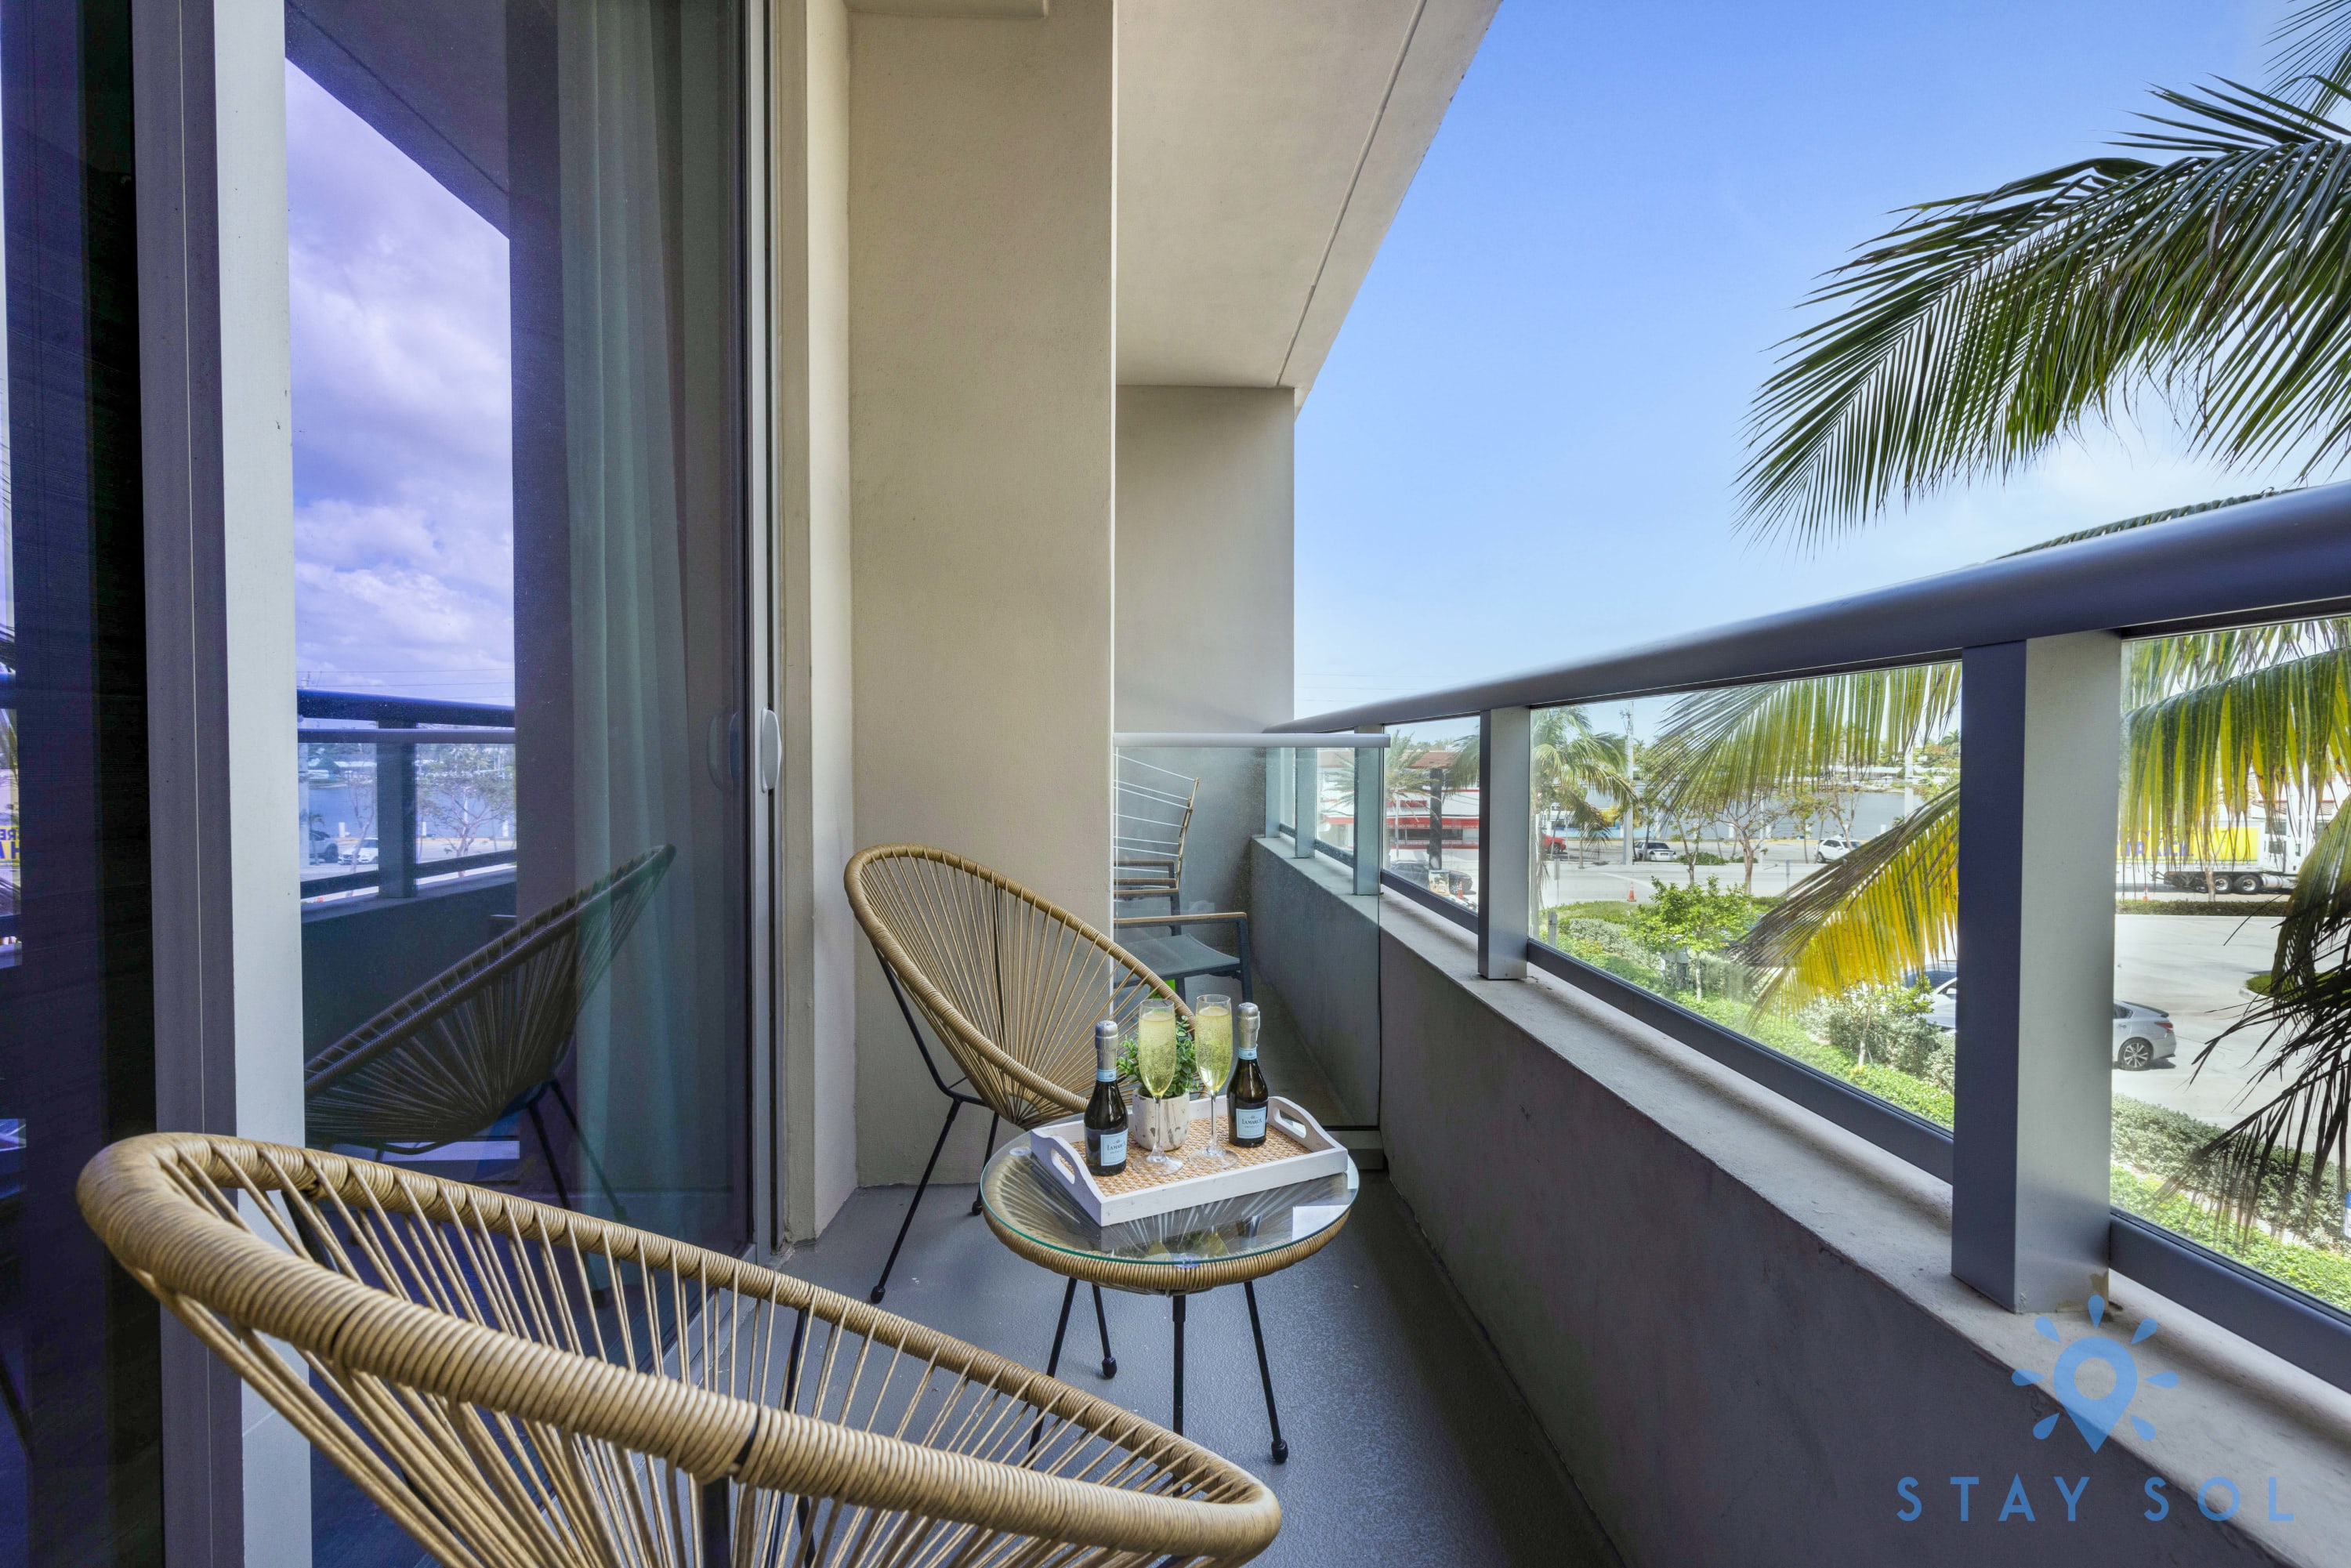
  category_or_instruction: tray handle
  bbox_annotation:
[1273,1107,1311,1143]
[1044,1137,1084,1188]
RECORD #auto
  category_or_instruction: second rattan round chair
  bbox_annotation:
[845,844,1193,1309]
[79,1133,1281,1568]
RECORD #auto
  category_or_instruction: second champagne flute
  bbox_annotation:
[1189,994,1237,1170]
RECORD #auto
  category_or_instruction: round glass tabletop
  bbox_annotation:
[980,1138,1359,1280]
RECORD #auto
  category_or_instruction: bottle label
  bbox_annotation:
[1092,1130,1125,1168]
[1235,1105,1266,1141]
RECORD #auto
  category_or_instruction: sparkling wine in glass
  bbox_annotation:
[1190,994,1237,1169]
[1136,999,1183,1170]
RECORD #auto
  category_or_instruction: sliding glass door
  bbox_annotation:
[284,0,753,1251]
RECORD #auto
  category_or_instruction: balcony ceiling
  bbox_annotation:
[1116,0,1499,400]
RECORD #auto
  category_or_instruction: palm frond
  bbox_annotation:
[1998,491,2290,557]
[1651,664,1959,806]
[2270,0,2351,112]
[1741,79,2351,540]
[2121,640,2351,854]
[1735,786,1958,1009]
[2171,802,2351,1231]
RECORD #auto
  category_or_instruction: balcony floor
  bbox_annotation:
[781,1169,1617,1566]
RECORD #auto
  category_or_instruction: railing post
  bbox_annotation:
[1953,632,2121,1311]
[375,725,417,900]
[1293,747,1317,859]
[1478,706,1531,980]
[1354,727,1383,896]
[1265,746,1284,839]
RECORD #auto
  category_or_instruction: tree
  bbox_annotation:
[418,744,516,859]
[1633,876,1760,1001]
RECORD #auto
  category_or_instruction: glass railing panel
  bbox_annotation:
[1531,669,1961,1128]
[1117,743,1380,1130]
[1384,718,1481,913]
[2110,614,2351,1313]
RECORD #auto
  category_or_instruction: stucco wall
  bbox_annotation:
[847,0,1117,1184]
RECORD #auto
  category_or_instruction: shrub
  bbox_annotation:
[1802,983,1947,1075]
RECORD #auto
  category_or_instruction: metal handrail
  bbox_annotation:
[298,688,513,726]
[1273,483,2351,730]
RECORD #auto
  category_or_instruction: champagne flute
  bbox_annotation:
[1189,994,1237,1169]
[1136,999,1183,1171]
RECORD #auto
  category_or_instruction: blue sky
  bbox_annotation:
[1295,0,2306,715]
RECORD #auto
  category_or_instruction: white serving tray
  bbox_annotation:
[1027,1095,1349,1226]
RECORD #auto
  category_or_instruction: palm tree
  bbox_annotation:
[1532,706,1630,866]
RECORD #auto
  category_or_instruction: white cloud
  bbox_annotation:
[285,62,513,701]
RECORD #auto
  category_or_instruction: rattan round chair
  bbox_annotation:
[845,845,1192,1310]
[305,844,675,1214]
[78,1133,1281,1568]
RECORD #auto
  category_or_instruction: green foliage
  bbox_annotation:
[2118,898,2290,916]
[1113,1018,1201,1096]
[1801,983,1953,1083]
[1632,877,1760,955]
[2113,1168,2351,1313]
[1632,877,1763,1001]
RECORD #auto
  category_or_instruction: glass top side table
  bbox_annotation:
[979,1139,1359,1461]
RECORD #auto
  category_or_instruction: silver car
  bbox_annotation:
[1924,981,2178,1070]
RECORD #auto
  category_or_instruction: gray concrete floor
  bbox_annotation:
[781,1171,1619,1567]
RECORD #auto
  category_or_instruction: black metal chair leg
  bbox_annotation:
[870,1099,961,1304]
[1091,1284,1117,1378]
[1244,1279,1288,1463]
[525,1099,574,1211]
[544,1077,631,1220]
[1171,1294,1186,1436]
[969,1114,1001,1216]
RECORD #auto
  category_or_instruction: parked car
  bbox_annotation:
[1815,835,1861,862]
[1924,980,2177,1069]
[1630,839,1676,862]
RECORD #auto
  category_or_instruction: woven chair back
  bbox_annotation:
[305,844,676,1150]
[845,846,1190,1128]
[78,1135,1278,1567]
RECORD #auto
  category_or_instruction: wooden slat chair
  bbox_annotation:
[304,844,675,1216]
[78,1134,1281,1568]
[845,846,1190,1331]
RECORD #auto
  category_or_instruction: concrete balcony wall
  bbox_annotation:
[847,0,1116,1185]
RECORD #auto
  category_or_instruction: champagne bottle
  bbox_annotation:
[1084,1019,1128,1175]
[1230,1002,1268,1148]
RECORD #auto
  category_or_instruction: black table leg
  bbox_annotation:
[1171,1294,1187,1435]
[1046,1276,1077,1379]
[1092,1284,1118,1378]
[1034,1277,1079,1456]
[1244,1279,1288,1462]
